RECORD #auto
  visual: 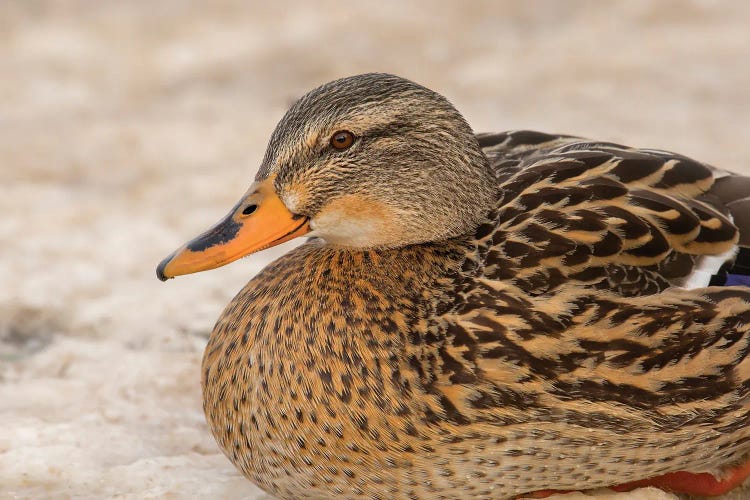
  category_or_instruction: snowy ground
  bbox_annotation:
[2,1,749,499]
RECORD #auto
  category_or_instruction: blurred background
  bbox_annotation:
[1,1,749,498]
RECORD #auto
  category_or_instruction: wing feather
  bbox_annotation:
[479,130,746,294]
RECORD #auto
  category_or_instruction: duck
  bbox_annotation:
[156,73,750,499]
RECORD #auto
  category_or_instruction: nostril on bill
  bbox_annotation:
[242,204,258,216]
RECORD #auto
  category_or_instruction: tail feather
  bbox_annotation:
[729,198,750,247]
[708,173,750,284]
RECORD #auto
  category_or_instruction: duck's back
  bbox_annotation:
[478,129,750,295]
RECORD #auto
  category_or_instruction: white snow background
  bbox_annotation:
[2,1,749,499]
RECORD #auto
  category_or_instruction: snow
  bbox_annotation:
[2,1,749,498]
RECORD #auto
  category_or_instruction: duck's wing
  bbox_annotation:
[453,130,750,420]
[476,130,750,296]
[422,133,750,487]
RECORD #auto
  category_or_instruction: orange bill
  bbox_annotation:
[156,177,309,281]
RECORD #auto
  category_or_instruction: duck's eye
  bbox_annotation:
[330,130,355,150]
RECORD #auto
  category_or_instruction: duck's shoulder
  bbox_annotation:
[417,131,750,426]
[473,130,749,296]
[477,130,583,182]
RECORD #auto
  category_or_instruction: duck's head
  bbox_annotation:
[157,73,496,280]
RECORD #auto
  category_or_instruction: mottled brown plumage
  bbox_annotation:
[161,74,750,499]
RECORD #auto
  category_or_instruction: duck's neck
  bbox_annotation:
[205,239,467,363]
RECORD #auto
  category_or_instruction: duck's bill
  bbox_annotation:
[156,178,310,281]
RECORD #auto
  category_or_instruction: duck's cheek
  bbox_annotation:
[310,215,378,247]
[310,194,403,248]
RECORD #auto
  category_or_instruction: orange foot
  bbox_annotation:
[611,459,750,496]
[517,490,576,499]
[522,458,750,498]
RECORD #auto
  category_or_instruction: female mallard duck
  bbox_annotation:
[157,73,750,499]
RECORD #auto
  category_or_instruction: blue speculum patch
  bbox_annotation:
[726,274,750,287]
[710,247,750,287]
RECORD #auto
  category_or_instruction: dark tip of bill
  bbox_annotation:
[156,253,174,282]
